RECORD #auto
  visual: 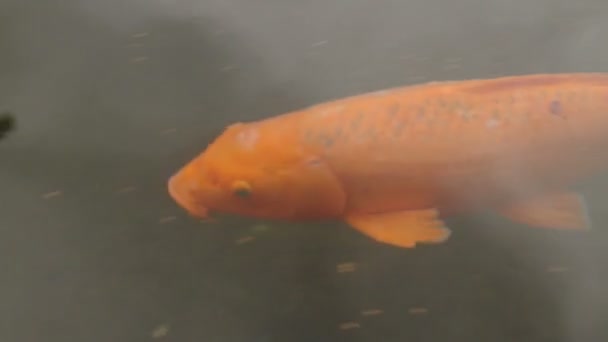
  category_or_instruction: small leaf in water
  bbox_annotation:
[159,216,177,224]
[236,236,255,245]
[151,324,169,339]
[42,191,62,200]
[339,321,360,330]
[360,309,383,316]
[337,262,357,273]
[408,307,429,315]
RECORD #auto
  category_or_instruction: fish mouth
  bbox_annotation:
[167,175,210,219]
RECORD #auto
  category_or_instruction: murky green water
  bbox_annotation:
[0,0,607,341]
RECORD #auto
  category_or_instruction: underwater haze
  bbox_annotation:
[0,0,607,341]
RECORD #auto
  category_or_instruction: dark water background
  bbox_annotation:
[1,0,608,341]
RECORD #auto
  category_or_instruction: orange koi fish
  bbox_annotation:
[168,73,608,248]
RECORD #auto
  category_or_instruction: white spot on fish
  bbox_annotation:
[317,104,345,117]
[305,157,323,167]
[486,118,501,128]
[458,108,475,120]
[236,128,259,150]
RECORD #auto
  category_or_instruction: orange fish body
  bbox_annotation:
[168,73,608,248]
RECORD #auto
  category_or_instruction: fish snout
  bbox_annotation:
[168,174,209,218]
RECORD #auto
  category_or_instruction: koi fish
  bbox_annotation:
[168,73,608,248]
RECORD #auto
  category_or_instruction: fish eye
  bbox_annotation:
[231,180,252,199]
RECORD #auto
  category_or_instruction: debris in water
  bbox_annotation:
[115,186,136,194]
[151,324,169,339]
[236,236,255,245]
[132,32,149,39]
[42,191,62,200]
[311,40,328,47]
[250,224,270,233]
[360,309,383,316]
[408,307,429,315]
[159,216,177,224]
[546,266,568,273]
[339,321,360,330]
[160,128,177,135]
[130,56,149,63]
[220,65,237,72]
[336,262,357,273]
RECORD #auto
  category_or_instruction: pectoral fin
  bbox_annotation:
[345,209,451,248]
[496,192,591,230]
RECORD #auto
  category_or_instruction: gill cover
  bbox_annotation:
[270,156,347,219]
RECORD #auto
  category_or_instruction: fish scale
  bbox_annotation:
[291,74,608,214]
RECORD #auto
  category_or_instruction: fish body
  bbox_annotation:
[168,73,608,248]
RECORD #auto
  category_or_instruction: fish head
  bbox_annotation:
[168,122,347,221]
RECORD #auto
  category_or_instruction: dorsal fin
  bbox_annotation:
[459,73,608,94]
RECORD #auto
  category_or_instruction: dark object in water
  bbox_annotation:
[0,112,15,140]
